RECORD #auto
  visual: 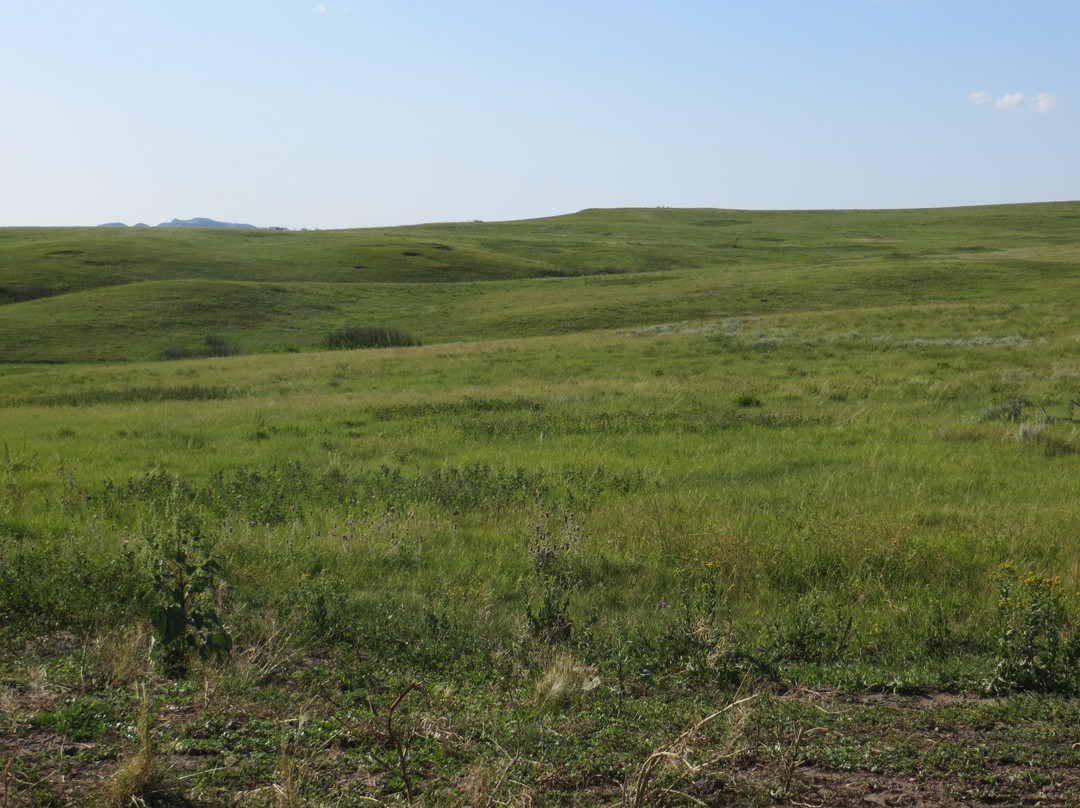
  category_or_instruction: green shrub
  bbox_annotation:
[162,335,242,361]
[0,284,55,303]
[323,326,419,350]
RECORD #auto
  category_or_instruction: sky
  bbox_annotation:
[2,1,1077,230]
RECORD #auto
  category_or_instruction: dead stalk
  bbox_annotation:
[1,755,12,808]
[630,692,758,808]
[369,681,420,806]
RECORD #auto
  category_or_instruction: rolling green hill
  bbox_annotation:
[3,203,1079,363]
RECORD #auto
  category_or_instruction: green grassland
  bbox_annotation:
[4,204,1078,361]
[3,203,1080,806]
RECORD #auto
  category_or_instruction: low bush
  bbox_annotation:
[162,335,242,361]
[0,284,55,303]
[323,326,419,350]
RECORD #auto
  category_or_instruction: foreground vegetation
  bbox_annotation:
[3,203,1080,805]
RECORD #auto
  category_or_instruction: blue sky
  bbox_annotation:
[2,1,1077,229]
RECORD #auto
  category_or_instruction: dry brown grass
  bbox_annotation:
[104,684,176,807]
[534,653,598,710]
[87,622,151,688]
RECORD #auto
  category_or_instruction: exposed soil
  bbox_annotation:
[3,679,1079,806]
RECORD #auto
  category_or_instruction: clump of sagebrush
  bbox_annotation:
[979,397,1027,422]
[1016,421,1047,443]
[323,325,419,350]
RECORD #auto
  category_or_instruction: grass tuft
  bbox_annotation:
[105,685,177,807]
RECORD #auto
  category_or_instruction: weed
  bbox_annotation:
[989,564,1080,693]
[138,495,232,677]
[767,720,806,800]
[368,681,420,806]
[30,697,116,741]
[924,598,953,659]
[523,512,579,643]
[663,564,765,686]
[764,589,855,665]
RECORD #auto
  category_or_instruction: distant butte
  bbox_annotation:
[98,217,264,229]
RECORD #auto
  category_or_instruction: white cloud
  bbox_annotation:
[315,4,327,11]
[1034,92,1057,113]
[971,91,1058,113]
[995,92,1025,111]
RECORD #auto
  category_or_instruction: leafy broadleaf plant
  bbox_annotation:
[138,496,232,677]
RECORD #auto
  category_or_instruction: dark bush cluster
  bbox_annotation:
[163,335,242,360]
[0,284,55,304]
[323,326,419,350]
[20,385,239,407]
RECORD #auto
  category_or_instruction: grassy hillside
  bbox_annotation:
[3,203,1079,362]
[4,203,1080,806]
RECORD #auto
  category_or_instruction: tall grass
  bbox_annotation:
[3,205,1080,696]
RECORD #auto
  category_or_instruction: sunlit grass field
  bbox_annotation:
[3,203,1080,805]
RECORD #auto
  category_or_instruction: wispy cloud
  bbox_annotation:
[971,90,1057,113]
[1033,92,1057,113]
[315,4,327,11]
[995,92,1025,111]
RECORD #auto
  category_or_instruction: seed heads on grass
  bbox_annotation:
[535,653,599,710]
[273,718,308,808]
[1,755,12,808]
